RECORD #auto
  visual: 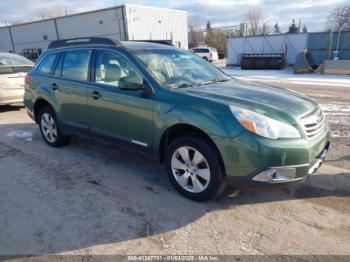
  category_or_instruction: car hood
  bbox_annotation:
[176,79,318,123]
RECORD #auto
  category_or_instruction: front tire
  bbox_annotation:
[38,106,71,147]
[165,136,226,201]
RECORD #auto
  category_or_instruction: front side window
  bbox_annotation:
[132,48,231,89]
[36,53,57,75]
[95,50,142,87]
[62,49,91,81]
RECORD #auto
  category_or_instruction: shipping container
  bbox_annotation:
[227,31,350,66]
[227,34,308,66]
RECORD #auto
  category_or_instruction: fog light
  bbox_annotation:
[253,168,296,182]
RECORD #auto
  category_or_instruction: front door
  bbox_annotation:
[87,50,153,151]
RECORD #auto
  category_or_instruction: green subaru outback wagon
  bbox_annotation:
[24,37,330,201]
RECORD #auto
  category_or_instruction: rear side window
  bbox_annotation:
[36,53,57,75]
[61,50,91,81]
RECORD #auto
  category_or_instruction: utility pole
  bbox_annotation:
[328,30,333,60]
[5,20,16,53]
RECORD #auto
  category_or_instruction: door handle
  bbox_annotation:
[90,91,102,100]
[51,82,59,91]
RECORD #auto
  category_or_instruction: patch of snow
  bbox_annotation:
[318,103,350,138]
[327,119,350,125]
[331,130,350,138]
[320,103,350,113]
[6,130,33,141]
[223,68,350,87]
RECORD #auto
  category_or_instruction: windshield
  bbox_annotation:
[131,48,231,89]
[0,53,34,66]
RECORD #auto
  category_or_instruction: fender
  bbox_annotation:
[153,104,244,152]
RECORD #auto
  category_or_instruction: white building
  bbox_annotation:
[0,4,188,58]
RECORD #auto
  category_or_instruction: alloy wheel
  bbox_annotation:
[40,113,58,143]
[171,146,211,193]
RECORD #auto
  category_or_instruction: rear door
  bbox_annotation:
[52,49,92,132]
[87,49,154,151]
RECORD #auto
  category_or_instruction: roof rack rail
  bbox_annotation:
[48,37,122,49]
[132,40,174,46]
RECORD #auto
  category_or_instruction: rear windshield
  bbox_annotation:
[192,48,210,53]
[0,54,34,66]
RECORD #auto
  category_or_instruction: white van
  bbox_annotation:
[191,47,219,62]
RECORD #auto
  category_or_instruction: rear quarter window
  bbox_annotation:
[36,53,58,75]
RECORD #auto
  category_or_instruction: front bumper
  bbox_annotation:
[211,127,331,188]
[226,141,330,188]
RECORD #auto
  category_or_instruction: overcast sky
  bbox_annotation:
[0,0,346,32]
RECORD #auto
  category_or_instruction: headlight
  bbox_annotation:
[230,105,301,139]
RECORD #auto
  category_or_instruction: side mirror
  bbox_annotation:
[119,74,143,90]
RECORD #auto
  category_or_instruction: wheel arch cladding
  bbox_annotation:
[158,123,226,175]
[33,98,54,123]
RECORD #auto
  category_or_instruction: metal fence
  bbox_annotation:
[227,31,350,66]
[308,31,350,65]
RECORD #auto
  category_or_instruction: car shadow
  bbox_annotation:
[0,123,349,255]
[0,105,24,113]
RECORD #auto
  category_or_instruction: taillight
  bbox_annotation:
[24,74,30,86]
[210,53,213,58]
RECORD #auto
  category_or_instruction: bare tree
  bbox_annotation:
[244,7,264,36]
[188,23,205,48]
[36,4,71,19]
[205,29,227,57]
[262,22,271,35]
[327,2,350,31]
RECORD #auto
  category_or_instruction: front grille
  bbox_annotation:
[300,109,327,139]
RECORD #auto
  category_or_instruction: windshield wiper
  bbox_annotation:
[217,79,230,82]
[170,83,193,89]
[199,79,230,86]
[199,80,216,86]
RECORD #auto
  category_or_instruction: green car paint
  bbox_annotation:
[24,41,330,188]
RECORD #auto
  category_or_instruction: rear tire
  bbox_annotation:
[165,135,226,201]
[38,106,71,147]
